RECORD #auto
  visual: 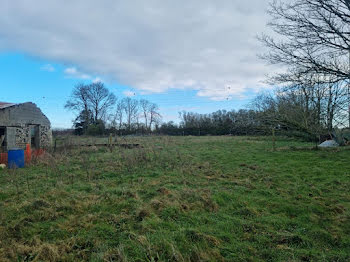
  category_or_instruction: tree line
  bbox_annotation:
[157,110,262,136]
[64,83,268,137]
[64,80,348,141]
[65,82,161,135]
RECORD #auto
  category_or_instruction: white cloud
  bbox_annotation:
[40,64,55,72]
[92,77,103,83]
[0,0,273,100]
[64,67,91,79]
[123,90,136,97]
[63,68,103,83]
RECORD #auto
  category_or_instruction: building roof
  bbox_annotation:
[0,102,16,110]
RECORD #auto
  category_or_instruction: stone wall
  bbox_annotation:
[40,125,52,148]
[6,127,16,150]
[15,127,30,148]
[5,125,52,150]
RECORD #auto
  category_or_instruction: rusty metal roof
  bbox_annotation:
[0,102,16,109]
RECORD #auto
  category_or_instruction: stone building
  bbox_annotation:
[0,102,52,151]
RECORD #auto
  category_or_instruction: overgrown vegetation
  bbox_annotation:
[0,136,349,261]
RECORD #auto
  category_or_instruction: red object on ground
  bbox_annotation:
[25,144,31,164]
[0,153,8,165]
[33,149,45,157]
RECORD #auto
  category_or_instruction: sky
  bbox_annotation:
[0,0,274,128]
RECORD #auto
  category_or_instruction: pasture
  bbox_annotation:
[0,136,349,261]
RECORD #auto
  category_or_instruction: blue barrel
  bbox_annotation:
[8,149,25,168]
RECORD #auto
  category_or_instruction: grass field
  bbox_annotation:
[0,136,349,261]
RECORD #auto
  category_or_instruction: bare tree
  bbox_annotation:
[65,82,116,135]
[148,102,161,130]
[65,83,89,115]
[251,90,324,143]
[87,82,116,123]
[113,99,125,130]
[122,97,139,130]
[65,83,91,130]
[140,99,151,130]
[260,0,350,81]
[260,0,350,128]
[140,99,162,131]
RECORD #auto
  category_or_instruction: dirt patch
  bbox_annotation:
[157,187,171,195]
[136,209,150,221]
[239,163,259,170]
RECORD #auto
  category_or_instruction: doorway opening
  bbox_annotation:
[30,126,39,149]
[0,127,5,152]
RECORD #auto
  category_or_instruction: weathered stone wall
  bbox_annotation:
[5,125,52,150]
[40,125,52,148]
[6,127,16,150]
[15,127,30,148]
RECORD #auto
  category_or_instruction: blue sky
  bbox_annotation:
[0,53,255,128]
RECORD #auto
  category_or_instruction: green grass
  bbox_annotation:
[0,136,349,261]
